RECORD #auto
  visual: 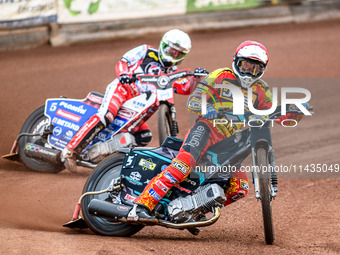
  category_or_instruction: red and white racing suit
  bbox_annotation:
[66,44,193,154]
[135,68,304,211]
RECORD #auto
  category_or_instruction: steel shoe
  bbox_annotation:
[127,204,158,225]
[62,149,77,173]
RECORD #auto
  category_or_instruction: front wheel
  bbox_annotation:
[158,104,173,145]
[256,147,275,244]
[82,154,144,236]
[18,105,64,173]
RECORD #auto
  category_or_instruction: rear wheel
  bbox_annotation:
[82,154,144,236]
[158,104,173,145]
[18,105,64,173]
[256,147,275,244]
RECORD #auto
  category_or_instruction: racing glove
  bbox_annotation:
[203,105,218,120]
[119,74,131,84]
[289,103,312,115]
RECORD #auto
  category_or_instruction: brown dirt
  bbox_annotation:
[0,19,339,255]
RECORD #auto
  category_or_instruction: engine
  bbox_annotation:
[167,183,226,223]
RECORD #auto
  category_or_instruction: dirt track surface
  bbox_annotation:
[1,20,340,254]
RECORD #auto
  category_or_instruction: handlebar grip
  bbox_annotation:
[129,77,136,84]
[217,107,229,112]
[129,74,137,84]
[193,73,208,77]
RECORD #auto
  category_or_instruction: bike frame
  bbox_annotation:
[136,69,192,137]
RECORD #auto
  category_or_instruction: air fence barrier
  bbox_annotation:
[0,0,339,51]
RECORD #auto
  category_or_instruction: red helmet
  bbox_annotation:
[232,40,269,88]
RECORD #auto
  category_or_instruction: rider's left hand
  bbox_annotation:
[194,68,208,78]
[119,74,131,84]
[289,103,312,115]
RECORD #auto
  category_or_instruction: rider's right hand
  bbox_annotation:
[203,106,218,120]
[119,74,131,84]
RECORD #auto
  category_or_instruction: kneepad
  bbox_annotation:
[134,129,152,146]
[182,121,211,161]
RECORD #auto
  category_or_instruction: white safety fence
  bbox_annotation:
[0,0,276,28]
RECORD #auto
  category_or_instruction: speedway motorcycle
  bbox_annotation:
[64,106,313,244]
[3,69,205,173]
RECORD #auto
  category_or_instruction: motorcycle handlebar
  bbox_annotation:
[187,72,208,77]
[130,71,208,84]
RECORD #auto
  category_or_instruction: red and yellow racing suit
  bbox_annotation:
[135,68,304,211]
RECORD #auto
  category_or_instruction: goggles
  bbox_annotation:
[237,58,265,76]
[161,42,188,60]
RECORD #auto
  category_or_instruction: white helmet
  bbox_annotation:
[159,29,191,68]
[232,40,269,88]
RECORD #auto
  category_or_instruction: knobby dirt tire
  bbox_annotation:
[257,147,275,245]
[82,154,144,236]
[18,105,64,173]
[157,104,173,146]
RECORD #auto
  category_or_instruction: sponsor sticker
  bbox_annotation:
[59,102,87,114]
[187,125,206,148]
[56,109,81,122]
[157,75,170,87]
[131,101,147,111]
[117,206,129,211]
[52,117,80,131]
[156,180,169,193]
[125,155,135,168]
[174,183,191,194]
[124,194,136,201]
[185,178,197,186]
[129,171,142,182]
[125,176,143,186]
[53,126,62,136]
[164,171,178,184]
[149,188,162,201]
[65,130,73,139]
[116,107,137,119]
[240,179,249,191]
[172,159,190,175]
[139,158,156,171]
[187,97,202,110]
[113,118,125,127]
[148,52,159,61]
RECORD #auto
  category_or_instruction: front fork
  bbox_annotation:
[252,146,278,200]
[170,105,179,137]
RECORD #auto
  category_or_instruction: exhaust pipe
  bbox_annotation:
[88,199,222,229]
[24,143,61,165]
[88,199,132,221]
